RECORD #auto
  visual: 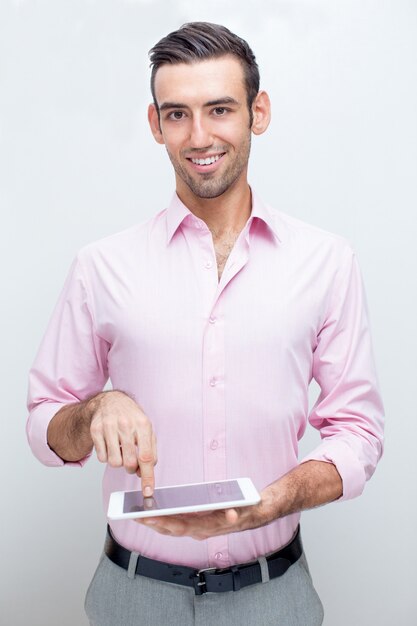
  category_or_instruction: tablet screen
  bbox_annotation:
[123,480,244,514]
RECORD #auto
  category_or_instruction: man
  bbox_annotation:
[27,22,384,626]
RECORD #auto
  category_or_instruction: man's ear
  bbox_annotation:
[251,91,271,136]
[148,103,165,145]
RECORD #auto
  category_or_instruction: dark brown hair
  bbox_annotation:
[149,22,260,119]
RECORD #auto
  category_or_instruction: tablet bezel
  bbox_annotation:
[107,477,261,520]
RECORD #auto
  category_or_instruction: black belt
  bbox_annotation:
[105,525,303,595]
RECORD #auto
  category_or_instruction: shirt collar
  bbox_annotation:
[248,189,282,243]
[165,189,283,244]
[165,193,193,243]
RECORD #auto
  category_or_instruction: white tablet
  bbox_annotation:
[107,477,260,520]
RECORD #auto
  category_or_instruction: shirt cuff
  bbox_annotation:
[26,401,92,467]
[300,438,367,501]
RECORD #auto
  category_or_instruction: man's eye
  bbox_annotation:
[213,107,227,116]
[169,111,185,120]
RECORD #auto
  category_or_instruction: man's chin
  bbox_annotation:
[191,188,228,200]
[184,177,237,200]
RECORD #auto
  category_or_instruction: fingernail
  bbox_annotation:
[144,486,152,497]
[143,519,156,525]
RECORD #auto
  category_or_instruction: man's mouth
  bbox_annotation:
[187,153,226,167]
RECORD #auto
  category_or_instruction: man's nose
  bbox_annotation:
[189,116,212,149]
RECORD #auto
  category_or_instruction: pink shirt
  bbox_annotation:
[27,191,384,569]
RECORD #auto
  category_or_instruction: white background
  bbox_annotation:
[1,1,416,624]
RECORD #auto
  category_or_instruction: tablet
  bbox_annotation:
[107,477,260,520]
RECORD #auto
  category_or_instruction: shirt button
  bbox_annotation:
[214,552,223,561]
[210,440,219,450]
[205,260,213,269]
[209,316,216,324]
[209,377,217,387]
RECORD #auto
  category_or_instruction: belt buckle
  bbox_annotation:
[194,567,217,595]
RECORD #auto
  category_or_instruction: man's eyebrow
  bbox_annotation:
[159,97,240,112]
[204,97,240,107]
[159,102,189,111]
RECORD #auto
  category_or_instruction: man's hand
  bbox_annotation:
[137,489,274,539]
[136,461,343,539]
[47,390,157,496]
[89,391,157,496]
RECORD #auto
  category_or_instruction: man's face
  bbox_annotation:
[149,56,253,202]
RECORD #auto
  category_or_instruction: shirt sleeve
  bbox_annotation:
[301,246,384,500]
[26,254,109,467]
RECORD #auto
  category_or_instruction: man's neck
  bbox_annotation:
[176,181,252,236]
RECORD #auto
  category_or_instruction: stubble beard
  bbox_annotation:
[167,134,252,200]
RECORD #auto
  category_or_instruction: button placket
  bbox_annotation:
[202,299,229,566]
[199,231,251,568]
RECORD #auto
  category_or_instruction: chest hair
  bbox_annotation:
[211,229,241,281]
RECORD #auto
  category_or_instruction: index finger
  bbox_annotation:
[136,432,156,497]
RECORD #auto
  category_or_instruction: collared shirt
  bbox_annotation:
[27,191,384,569]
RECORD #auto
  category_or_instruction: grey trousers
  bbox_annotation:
[85,552,324,626]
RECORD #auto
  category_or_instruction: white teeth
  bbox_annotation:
[191,154,221,166]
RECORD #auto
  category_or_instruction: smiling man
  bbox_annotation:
[27,22,384,626]
[151,57,255,204]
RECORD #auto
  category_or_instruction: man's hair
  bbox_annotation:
[149,22,260,118]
